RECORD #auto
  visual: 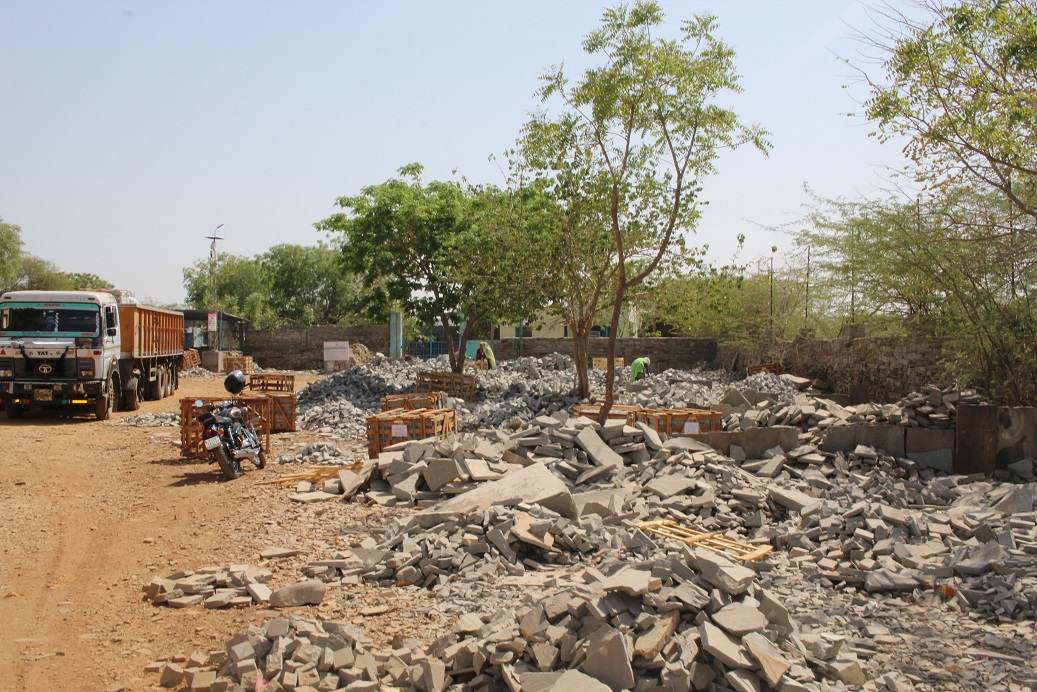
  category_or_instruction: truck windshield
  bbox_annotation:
[0,302,100,337]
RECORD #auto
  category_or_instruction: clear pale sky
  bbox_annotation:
[0,1,908,306]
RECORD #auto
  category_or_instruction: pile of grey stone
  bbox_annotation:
[143,564,275,609]
[276,442,351,467]
[293,354,798,439]
[105,411,181,427]
[180,366,218,379]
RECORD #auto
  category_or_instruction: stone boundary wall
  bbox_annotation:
[495,337,717,372]
[715,337,950,403]
[243,326,390,370]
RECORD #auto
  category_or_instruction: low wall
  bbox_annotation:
[495,337,718,372]
[243,326,390,370]
[715,337,949,403]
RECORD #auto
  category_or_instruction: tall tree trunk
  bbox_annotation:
[600,287,627,425]
[571,322,591,400]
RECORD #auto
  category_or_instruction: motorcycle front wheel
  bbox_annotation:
[212,445,242,480]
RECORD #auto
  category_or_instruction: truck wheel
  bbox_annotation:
[212,446,242,480]
[95,376,115,421]
[148,366,162,401]
[6,402,26,420]
[163,365,173,397]
[124,377,140,411]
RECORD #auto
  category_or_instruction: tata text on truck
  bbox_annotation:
[0,290,184,420]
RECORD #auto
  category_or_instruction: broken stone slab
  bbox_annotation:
[575,427,625,469]
[338,463,375,498]
[407,463,577,529]
[288,490,339,504]
[260,547,303,560]
[580,625,635,691]
[742,632,792,687]
[268,580,326,608]
[768,487,820,515]
[864,569,920,592]
[543,669,611,691]
[689,549,756,595]
[600,567,662,597]
[712,602,768,636]
[699,621,753,668]
[991,484,1034,514]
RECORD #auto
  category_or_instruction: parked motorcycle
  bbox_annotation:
[196,370,266,480]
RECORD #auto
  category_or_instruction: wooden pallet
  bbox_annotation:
[249,373,295,392]
[416,371,478,400]
[573,404,642,424]
[747,362,783,376]
[365,407,458,457]
[633,407,723,435]
[380,391,447,412]
[180,396,271,460]
[466,360,488,371]
[592,357,625,371]
[257,463,363,486]
[224,355,254,375]
[636,520,773,562]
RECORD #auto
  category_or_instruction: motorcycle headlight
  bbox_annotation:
[228,407,243,421]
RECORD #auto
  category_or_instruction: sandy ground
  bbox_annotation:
[0,374,432,692]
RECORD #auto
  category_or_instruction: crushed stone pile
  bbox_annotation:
[106,411,181,427]
[294,352,799,439]
[179,366,219,379]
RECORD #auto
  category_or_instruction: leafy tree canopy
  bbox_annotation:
[863,0,1037,218]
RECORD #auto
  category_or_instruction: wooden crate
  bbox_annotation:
[592,357,625,371]
[224,355,254,375]
[416,371,478,400]
[366,407,457,457]
[182,348,201,369]
[380,391,447,412]
[180,396,271,460]
[633,407,723,436]
[262,392,297,433]
[573,404,642,424]
[466,360,488,371]
[746,362,783,377]
[250,373,295,392]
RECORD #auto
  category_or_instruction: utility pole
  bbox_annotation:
[206,224,224,351]
[805,245,810,320]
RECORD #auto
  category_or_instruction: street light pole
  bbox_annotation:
[206,224,224,352]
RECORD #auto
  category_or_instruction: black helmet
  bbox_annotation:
[224,369,247,394]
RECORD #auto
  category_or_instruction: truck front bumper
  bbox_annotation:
[4,380,100,406]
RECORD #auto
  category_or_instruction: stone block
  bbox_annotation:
[269,580,326,608]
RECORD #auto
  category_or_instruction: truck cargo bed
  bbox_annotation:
[118,305,183,358]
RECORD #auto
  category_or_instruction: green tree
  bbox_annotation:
[182,253,269,316]
[796,186,1037,403]
[444,183,563,353]
[517,2,769,413]
[317,164,476,371]
[16,255,73,291]
[261,243,362,326]
[62,272,114,291]
[862,0,1037,218]
[0,217,23,292]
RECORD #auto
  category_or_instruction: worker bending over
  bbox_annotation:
[629,356,650,383]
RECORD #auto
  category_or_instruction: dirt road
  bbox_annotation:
[0,374,407,692]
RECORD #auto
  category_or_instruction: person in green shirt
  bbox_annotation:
[477,341,496,368]
[629,356,650,383]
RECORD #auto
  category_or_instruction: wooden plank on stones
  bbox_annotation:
[636,520,772,562]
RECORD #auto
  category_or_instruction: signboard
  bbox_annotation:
[323,341,351,363]
[207,311,218,332]
[683,421,700,435]
[391,424,408,438]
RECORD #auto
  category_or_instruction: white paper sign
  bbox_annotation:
[391,424,408,438]
[683,421,700,435]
